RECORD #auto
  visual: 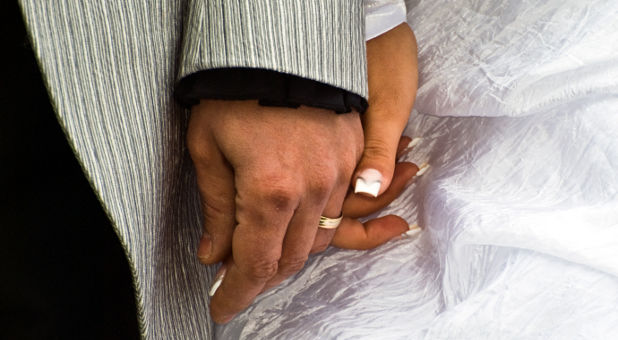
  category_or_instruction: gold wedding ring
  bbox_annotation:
[318,214,343,229]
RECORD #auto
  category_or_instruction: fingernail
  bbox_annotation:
[197,233,212,262]
[208,266,226,297]
[399,137,423,159]
[401,224,422,238]
[407,137,423,149]
[354,168,383,197]
[415,163,430,177]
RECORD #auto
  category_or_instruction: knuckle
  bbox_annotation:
[244,259,279,281]
[363,138,393,162]
[264,186,299,211]
[252,173,301,211]
[277,256,308,276]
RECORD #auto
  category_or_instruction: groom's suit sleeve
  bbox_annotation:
[175,0,369,113]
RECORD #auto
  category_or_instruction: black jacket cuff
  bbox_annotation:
[175,68,367,114]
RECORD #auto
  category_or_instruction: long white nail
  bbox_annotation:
[415,163,430,177]
[402,224,422,237]
[208,269,226,297]
[407,137,423,149]
[399,137,423,158]
[354,169,383,197]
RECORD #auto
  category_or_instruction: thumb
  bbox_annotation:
[355,23,418,197]
[344,160,418,218]
[353,118,410,197]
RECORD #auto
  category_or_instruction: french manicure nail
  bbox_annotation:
[415,163,430,177]
[208,267,226,297]
[399,137,423,159]
[401,224,422,237]
[354,168,383,197]
[407,137,423,149]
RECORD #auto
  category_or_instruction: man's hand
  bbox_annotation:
[187,100,364,324]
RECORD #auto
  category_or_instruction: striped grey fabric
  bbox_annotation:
[18,1,366,339]
[179,0,368,98]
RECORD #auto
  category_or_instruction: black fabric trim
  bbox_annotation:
[175,68,368,114]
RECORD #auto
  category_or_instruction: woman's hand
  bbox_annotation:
[333,136,420,250]
[307,23,420,253]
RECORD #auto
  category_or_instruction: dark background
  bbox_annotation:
[1,1,140,338]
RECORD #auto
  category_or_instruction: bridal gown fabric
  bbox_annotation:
[21,0,618,338]
[218,1,618,338]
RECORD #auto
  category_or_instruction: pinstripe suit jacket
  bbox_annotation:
[19,1,367,338]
